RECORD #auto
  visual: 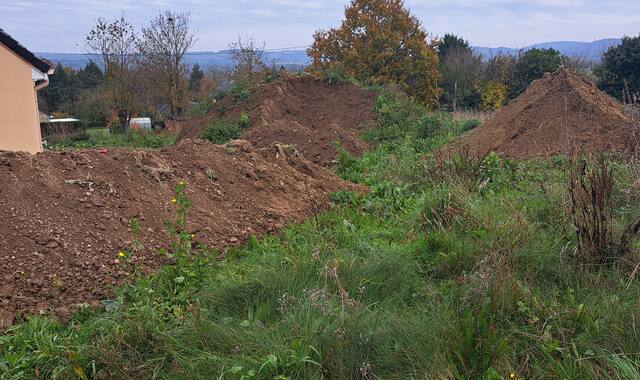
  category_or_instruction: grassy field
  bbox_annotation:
[2,94,640,379]
[48,128,177,150]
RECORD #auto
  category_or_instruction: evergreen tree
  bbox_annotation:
[438,34,471,61]
[41,63,75,114]
[188,63,205,92]
[77,61,104,90]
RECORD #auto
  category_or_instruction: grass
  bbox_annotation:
[3,92,640,379]
[48,128,177,150]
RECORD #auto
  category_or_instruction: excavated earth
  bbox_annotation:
[0,139,362,327]
[448,68,638,159]
[175,75,377,166]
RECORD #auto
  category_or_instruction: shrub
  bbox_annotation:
[567,155,640,263]
[479,81,508,111]
[201,114,251,145]
[321,64,347,86]
[201,118,242,144]
[461,119,481,132]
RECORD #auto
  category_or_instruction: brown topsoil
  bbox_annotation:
[447,68,638,159]
[173,74,378,166]
[0,139,362,327]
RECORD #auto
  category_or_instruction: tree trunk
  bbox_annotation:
[116,111,129,134]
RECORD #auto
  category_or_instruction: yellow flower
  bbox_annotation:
[117,251,127,258]
[191,234,195,239]
[179,181,185,186]
[171,198,177,204]
[510,374,516,379]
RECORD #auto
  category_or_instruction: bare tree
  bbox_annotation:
[440,47,483,111]
[139,11,196,119]
[230,37,266,86]
[85,16,141,134]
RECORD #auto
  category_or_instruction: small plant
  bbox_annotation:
[239,112,250,128]
[233,90,251,104]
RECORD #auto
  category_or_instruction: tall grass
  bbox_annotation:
[49,128,177,150]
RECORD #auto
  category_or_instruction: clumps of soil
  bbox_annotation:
[0,139,361,326]
[449,68,638,158]
[175,75,377,166]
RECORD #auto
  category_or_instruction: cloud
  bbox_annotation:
[1,0,638,53]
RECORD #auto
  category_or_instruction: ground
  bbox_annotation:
[1,76,640,379]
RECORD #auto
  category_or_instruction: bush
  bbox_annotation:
[321,65,347,86]
[201,114,251,145]
[200,118,242,144]
[461,119,481,132]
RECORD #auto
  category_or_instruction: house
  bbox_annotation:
[0,28,54,153]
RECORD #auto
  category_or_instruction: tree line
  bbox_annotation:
[308,0,640,112]
[42,0,640,131]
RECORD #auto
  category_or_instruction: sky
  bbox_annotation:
[1,0,639,53]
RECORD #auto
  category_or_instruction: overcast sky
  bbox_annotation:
[1,0,639,53]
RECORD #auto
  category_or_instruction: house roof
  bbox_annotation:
[0,28,52,74]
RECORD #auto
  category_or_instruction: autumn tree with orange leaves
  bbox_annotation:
[308,0,441,107]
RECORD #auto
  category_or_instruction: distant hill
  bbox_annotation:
[37,38,622,70]
[473,38,622,61]
[37,49,311,70]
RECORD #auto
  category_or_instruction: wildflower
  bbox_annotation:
[171,198,177,204]
[510,374,516,379]
[117,251,127,258]
[191,234,195,239]
[179,180,185,186]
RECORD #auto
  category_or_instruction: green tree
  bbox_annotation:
[308,0,441,107]
[509,48,563,98]
[188,63,205,92]
[438,34,482,110]
[41,63,75,114]
[438,33,470,61]
[76,61,104,90]
[597,35,640,103]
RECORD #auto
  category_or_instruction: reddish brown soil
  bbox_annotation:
[448,68,638,158]
[0,139,361,327]
[175,75,377,166]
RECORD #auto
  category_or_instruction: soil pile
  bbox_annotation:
[0,139,361,326]
[449,68,637,158]
[176,75,377,166]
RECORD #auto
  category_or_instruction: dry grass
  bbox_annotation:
[452,110,494,124]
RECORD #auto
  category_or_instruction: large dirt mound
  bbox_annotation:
[449,68,637,158]
[0,139,361,326]
[176,75,377,166]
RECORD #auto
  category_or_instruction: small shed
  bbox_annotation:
[130,117,152,130]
